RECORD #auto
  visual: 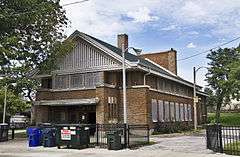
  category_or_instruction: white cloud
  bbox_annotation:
[186,42,197,48]
[161,25,178,31]
[127,7,158,23]
[188,31,199,35]
[61,0,240,39]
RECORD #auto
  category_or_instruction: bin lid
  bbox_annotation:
[0,123,8,126]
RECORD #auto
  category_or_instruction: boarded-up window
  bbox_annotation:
[175,103,180,121]
[70,74,84,88]
[54,72,102,89]
[158,100,164,122]
[151,99,158,122]
[188,104,192,121]
[60,111,66,122]
[180,103,184,121]
[170,102,175,121]
[55,75,69,89]
[164,101,170,122]
[184,104,188,121]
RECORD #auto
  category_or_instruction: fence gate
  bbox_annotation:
[206,124,240,155]
[206,124,223,153]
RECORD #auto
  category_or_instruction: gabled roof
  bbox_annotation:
[71,30,201,89]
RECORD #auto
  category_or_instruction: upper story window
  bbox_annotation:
[55,75,69,89]
[41,78,52,89]
[53,72,103,90]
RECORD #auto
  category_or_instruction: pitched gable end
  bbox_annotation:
[57,37,121,73]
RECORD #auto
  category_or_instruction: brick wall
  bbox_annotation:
[36,89,96,101]
[35,106,49,124]
[147,90,193,128]
[95,86,120,124]
[140,50,177,75]
[118,87,149,124]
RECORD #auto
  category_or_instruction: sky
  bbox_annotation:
[60,0,240,87]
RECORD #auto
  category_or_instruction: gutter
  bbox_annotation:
[144,68,151,85]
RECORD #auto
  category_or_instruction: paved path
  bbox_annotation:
[141,135,213,154]
[0,136,237,157]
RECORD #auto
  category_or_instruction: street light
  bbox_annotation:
[122,44,142,124]
[193,66,207,130]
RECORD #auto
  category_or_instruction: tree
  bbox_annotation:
[204,87,217,109]
[0,0,73,101]
[0,88,30,122]
[206,47,240,123]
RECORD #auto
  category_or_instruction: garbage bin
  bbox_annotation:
[55,124,90,149]
[42,128,56,147]
[107,131,122,150]
[0,123,9,142]
[38,123,54,145]
[27,127,42,147]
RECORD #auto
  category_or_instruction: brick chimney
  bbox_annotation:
[140,48,177,75]
[117,34,128,50]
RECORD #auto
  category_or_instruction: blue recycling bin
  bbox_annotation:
[27,127,42,147]
[42,128,56,147]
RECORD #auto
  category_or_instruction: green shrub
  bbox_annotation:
[208,112,240,125]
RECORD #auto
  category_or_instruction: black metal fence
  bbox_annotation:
[128,125,150,148]
[206,124,240,156]
[85,124,150,148]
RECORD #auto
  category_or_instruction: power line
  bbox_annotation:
[0,0,89,17]
[177,36,240,61]
[62,0,89,7]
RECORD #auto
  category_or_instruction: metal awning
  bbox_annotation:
[34,98,99,106]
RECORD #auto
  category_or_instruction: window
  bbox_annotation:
[41,78,52,89]
[157,78,164,91]
[164,101,170,122]
[170,102,175,121]
[188,104,192,121]
[108,97,118,121]
[55,75,69,89]
[151,99,158,122]
[175,103,180,121]
[184,104,188,121]
[158,100,164,122]
[180,103,184,121]
[70,74,84,88]
[60,111,66,122]
[54,72,103,89]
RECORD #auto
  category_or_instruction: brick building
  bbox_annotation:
[33,30,207,130]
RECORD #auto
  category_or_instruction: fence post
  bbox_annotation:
[206,124,210,149]
[124,124,127,148]
[147,125,150,144]
[11,128,15,140]
[218,124,223,153]
[127,125,130,148]
[96,123,99,146]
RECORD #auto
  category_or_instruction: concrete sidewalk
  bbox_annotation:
[0,138,236,157]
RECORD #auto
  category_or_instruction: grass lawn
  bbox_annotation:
[208,112,240,125]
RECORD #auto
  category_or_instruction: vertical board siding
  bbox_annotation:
[58,39,120,71]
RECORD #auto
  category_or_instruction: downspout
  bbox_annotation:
[144,68,151,85]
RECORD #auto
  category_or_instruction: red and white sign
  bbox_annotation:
[61,129,71,140]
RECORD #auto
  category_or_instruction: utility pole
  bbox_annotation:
[193,66,207,130]
[193,67,198,130]
[122,44,127,124]
[121,45,142,124]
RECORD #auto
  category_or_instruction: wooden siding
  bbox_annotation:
[58,39,121,71]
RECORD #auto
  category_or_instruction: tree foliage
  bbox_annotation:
[0,0,73,100]
[0,88,30,119]
[204,87,217,108]
[206,46,240,123]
